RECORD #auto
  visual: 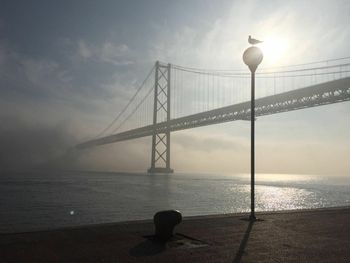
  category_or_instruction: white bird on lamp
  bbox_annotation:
[248,35,263,45]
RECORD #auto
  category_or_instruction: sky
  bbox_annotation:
[0,0,350,176]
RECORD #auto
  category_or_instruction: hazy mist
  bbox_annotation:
[1,0,350,176]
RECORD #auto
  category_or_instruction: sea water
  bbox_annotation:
[0,170,349,233]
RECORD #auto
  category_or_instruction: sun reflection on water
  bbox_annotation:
[255,185,312,211]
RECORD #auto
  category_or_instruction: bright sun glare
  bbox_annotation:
[260,36,290,66]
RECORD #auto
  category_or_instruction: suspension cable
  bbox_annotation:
[111,82,154,133]
[94,65,155,138]
[171,62,350,78]
[171,56,350,77]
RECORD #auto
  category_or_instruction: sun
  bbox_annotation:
[260,36,290,66]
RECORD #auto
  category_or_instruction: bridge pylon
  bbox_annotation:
[148,61,174,174]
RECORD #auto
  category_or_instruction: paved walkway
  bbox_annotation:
[1,207,350,262]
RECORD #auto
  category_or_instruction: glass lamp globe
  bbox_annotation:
[243,46,263,72]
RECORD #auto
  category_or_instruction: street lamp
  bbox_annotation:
[243,46,263,221]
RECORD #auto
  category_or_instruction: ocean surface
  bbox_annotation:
[0,170,349,233]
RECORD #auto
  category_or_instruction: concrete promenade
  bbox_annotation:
[1,207,350,262]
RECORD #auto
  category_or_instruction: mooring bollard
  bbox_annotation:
[153,210,182,242]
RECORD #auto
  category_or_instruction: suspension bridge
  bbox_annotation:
[76,57,350,173]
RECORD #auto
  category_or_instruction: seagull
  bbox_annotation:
[248,35,263,45]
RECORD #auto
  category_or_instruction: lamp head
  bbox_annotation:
[243,46,263,72]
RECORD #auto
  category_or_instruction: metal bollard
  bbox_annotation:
[153,210,182,242]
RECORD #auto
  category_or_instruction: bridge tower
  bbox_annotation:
[148,61,174,173]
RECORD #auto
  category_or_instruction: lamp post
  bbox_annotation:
[243,46,263,221]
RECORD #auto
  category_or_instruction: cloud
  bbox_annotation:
[77,40,93,59]
[0,39,138,132]
[0,41,74,100]
[148,0,350,69]
[77,40,134,66]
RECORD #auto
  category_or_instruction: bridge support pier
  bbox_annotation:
[148,61,173,174]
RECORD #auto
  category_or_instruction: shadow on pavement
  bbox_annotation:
[129,238,165,257]
[233,220,255,263]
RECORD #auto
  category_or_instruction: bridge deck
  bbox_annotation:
[77,77,350,149]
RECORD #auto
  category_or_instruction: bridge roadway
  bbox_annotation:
[77,77,350,149]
